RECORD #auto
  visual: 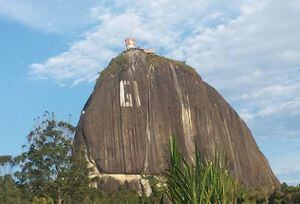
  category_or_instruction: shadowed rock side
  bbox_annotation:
[75,49,279,191]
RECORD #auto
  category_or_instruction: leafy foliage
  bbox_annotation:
[164,136,238,204]
[163,137,300,204]
[13,112,91,203]
[0,112,164,203]
[62,150,96,203]
[81,188,163,204]
[32,196,54,204]
[0,174,23,204]
[268,183,300,204]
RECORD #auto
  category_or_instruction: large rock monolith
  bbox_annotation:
[75,48,279,192]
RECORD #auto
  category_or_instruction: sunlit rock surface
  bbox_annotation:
[75,49,279,191]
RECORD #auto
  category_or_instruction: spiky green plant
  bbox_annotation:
[164,136,238,204]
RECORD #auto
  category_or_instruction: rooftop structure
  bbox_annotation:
[125,38,136,49]
[124,38,156,55]
[143,48,155,54]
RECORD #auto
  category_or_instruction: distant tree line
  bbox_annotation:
[0,112,299,203]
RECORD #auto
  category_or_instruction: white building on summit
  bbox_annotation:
[125,38,155,54]
[125,38,136,49]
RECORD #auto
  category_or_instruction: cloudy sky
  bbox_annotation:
[0,0,299,184]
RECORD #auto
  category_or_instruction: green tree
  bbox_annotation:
[279,183,300,204]
[14,112,91,203]
[32,196,54,204]
[63,149,97,203]
[0,174,22,204]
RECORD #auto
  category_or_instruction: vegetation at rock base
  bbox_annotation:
[0,174,22,204]
[11,112,95,203]
[268,183,300,204]
[163,136,300,204]
[0,113,299,203]
[163,136,238,203]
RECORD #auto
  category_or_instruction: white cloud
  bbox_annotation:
[27,0,247,85]
[0,0,100,33]
[171,1,300,138]
[257,97,300,117]
[29,11,164,86]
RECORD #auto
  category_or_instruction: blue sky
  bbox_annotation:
[0,0,299,184]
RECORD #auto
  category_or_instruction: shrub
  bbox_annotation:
[164,136,238,204]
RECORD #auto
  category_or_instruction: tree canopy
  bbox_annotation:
[13,113,92,203]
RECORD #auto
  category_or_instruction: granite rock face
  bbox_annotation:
[75,49,279,190]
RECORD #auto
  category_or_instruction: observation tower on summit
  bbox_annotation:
[125,38,136,49]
